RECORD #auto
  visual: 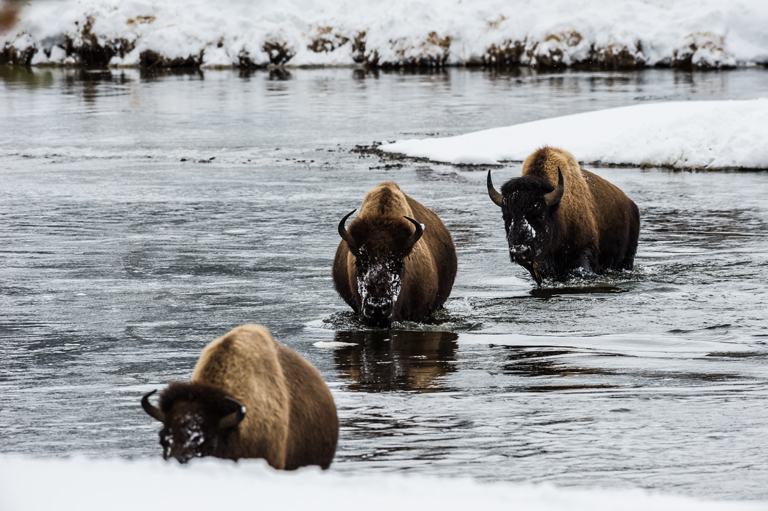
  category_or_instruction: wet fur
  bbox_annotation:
[500,147,640,279]
[332,182,457,323]
[156,324,339,469]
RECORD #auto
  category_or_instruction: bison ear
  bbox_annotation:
[544,167,564,207]
[487,170,504,207]
[218,396,246,430]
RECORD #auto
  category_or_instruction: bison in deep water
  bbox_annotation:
[141,324,338,469]
[333,181,457,328]
[487,147,640,285]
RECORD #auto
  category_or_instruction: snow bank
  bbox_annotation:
[0,455,764,511]
[380,99,768,169]
[2,0,768,69]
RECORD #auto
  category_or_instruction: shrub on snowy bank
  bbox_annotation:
[1,0,767,70]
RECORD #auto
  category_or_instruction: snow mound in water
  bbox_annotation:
[1,0,767,69]
[0,455,764,511]
[380,99,768,169]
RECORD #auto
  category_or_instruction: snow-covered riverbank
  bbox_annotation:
[380,99,768,169]
[2,0,768,69]
[1,456,764,511]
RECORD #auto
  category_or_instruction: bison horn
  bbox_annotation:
[544,167,564,207]
[219,396,246,430]
[141,390,165,423]
[487,170,504,207]
[403,216,424,251]
[338,209,359,256]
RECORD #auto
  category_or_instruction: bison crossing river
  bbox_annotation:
[487,146,640,285]
[141,147,640,469]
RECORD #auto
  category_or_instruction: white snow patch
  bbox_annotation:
[380,99,768,169]
[2,0,768,68]
[313,341,358,348]
[0,455,764,511]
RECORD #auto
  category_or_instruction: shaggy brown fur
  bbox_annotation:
[144,324,338,469]
[490,147,639,282]
[333,182,457,327]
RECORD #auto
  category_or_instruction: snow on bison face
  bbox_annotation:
[142,387,246,463]
[338,210,424,328]
[488,169,563,285]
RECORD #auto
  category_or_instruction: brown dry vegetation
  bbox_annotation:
[1,15,136,68]
[126,15,155,27]
[238,49,266,70]
[351,31,372,64]
[263,40,296,65]
[139,49,203,69]
[591,42,645,70]
[382,31,451,69]
[483,39,525,67]
[0,42,34,65]
[531,30,582,69]
[308,26,349,53]
[672,32,733,69]
[68,16,134,68]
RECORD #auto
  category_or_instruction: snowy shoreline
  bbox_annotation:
[2,0,768,70]
[1,455,765,511]
[380,99,768,170]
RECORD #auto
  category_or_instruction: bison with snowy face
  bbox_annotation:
[487,147,640,285]
[333,182,457,328]
[141,324,338,469]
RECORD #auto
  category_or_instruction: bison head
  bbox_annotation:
[141,384,246,463]
[487,168,564,285]
[338,210,423,328]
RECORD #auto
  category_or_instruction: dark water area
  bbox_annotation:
[1,66,767,500]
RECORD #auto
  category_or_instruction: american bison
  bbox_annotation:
[333,181,457,328]
[487,146,640,285]
[141,324,338,469]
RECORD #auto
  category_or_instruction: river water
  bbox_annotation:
[1,66,767,500]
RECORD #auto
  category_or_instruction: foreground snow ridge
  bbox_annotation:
[380,100,768,170]
[2,0,768,69]
[0,456,765,511]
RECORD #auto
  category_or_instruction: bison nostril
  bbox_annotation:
[363,301,393,319]
[365,305,383,316]
[509,246,533,261]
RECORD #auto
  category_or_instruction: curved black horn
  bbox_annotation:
[219,396,246,430]
[544,167,564,207]
[141,390,165,423]
[403,216,424,251]
[487,170,504,207]
[338,209,359,256]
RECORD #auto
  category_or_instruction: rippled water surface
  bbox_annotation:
[1,66,767,500]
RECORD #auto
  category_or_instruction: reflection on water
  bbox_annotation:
[333,331,458,392]
[528,285,629,299]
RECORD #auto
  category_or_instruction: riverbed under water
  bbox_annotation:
[1,66,767,500]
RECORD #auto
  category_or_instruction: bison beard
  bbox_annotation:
[487,147,640,285]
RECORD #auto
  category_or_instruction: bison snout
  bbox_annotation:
[509,245,534,263]
[361,300,394,328]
